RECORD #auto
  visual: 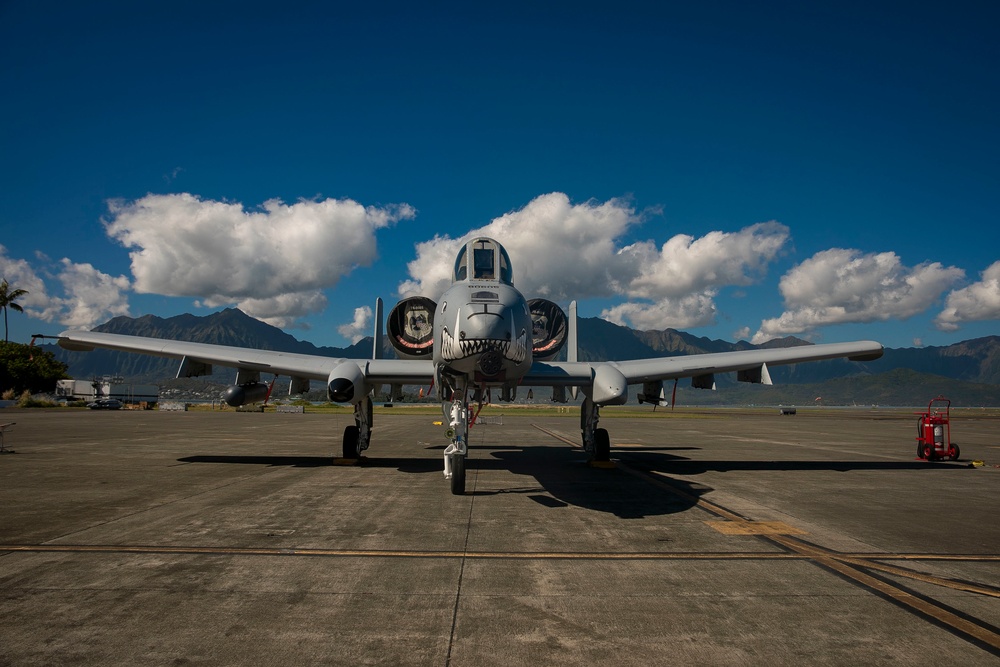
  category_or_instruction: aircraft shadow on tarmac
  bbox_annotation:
[477,446,704,518]
[177,446,706,519]
[179,455,337,468]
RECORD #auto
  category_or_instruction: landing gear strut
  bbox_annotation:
[581,397,611,462]
[342,395,373,459]
[443,393,469,495]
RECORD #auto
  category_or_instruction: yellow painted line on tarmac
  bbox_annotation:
[836,556,1000,598]
[769,534,1000,650]
[706,520,807,536]
[847,553,1000,562]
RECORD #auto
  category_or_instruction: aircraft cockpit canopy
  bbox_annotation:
[453,237,513,284]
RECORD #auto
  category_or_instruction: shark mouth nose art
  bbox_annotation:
[440,327,528,365]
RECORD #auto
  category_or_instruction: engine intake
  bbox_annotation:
[528,298,568,360]
[327,362,368,404]
[387,296,436,360]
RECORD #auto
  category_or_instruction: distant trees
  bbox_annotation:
[0,342,69,395]
[0,279,28,343]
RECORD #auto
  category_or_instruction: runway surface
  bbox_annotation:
[1,406,998,666]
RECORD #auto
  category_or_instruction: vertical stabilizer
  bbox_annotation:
[568,300,578,400]
[372,297,384,360]
[568,300,577,363]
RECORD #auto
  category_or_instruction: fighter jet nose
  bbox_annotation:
[462,310,513,347]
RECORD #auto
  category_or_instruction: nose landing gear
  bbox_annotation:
[443,391,470,495]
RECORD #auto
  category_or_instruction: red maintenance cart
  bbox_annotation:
[915,396,960,461]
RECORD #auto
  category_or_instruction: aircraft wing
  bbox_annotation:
[55,330,435,385]
[56,329,882,401]
[522,340,885,386]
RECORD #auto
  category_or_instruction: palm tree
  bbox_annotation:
[0,279,29,343]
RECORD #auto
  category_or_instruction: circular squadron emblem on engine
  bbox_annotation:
[478,349,504,377]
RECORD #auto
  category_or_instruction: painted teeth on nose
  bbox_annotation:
[456,338,514,359]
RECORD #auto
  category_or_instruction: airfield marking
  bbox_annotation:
[706,520,808,536]
[769,534,1000,652]
[530,422,1000,655]
[0,543,809,561]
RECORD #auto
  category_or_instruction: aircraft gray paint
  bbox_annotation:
[51,237,884,494]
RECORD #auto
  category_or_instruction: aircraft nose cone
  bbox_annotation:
[462,311,510,341]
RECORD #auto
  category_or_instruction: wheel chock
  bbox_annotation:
[332,457,360,466]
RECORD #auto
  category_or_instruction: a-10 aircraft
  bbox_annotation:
[52,237,884,494]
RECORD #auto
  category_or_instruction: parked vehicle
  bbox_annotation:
[87,399,122,410]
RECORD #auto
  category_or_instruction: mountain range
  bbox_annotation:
[45,308,1000,406]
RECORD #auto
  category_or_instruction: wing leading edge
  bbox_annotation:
[521,340,885,386]
[55,329,435,386]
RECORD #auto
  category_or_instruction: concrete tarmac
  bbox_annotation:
[1,406,998,666]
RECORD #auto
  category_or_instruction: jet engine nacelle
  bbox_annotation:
[591,364,629,406]
[223,382,270,407]
[528,298,568,360]
[327,361,369,404]
[386,296,436,360]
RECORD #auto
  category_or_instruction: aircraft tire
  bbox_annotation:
[343,425,359,459]
[593,428,611,462]
[450,454,466,495]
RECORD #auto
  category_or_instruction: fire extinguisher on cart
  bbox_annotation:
[915,396,960,461]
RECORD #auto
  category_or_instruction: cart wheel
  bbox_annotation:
[921,444,934,460]
[948,444,960,461]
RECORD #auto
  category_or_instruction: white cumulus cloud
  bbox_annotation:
[399,193,789,331]
[105,193,414,324]
[399,193,643,301]
[935,260,1000,331]
[0,245,131,329]
[55,259,132,328]
[337,306,373,344]
[605,221,789,329]
[618,222,789,299]
[0,246,55,321]
[752,249,964,343]
[603,292,719,330]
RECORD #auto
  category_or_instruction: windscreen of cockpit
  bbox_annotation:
[452,239,513,284]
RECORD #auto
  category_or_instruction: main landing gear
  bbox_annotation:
[342,395,373,459]
[581,397,611,463]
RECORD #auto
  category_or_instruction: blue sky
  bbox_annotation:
[1,1,998,350]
